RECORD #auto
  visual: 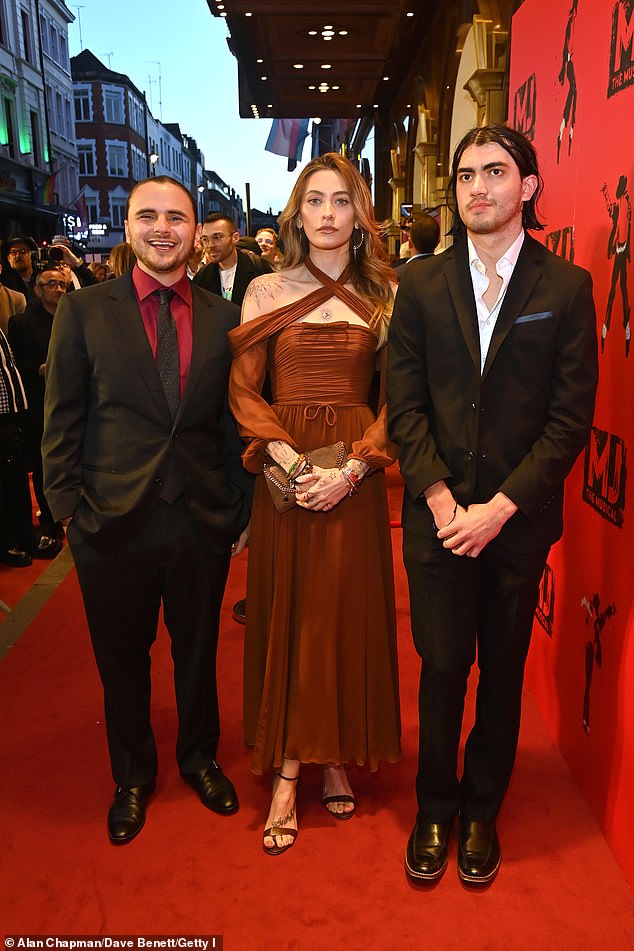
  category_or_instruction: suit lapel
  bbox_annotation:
[232,251,250,304]
[482,234,543,379]
[443,239,481,372]
[108,274,171,418]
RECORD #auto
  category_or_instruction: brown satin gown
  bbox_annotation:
[229,269,401,775]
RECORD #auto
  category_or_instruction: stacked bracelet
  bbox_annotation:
[287,453,307,480]
[340,464,361,496]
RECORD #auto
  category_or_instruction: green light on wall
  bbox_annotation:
[0,113,7,146]
[19,125,31,154]
[44,145,49,162]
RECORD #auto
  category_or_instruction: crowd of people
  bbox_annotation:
[1,126,598,886]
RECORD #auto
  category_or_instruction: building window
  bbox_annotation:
[74,87,92,122]
[110,196,127,229]
[106,141,127,177]
[21,9,32,63]
[127,92,144,136]
[55,91,64,137]
[59,35,68,70]
[64,98,73,140]
[1,96,17,159]
[30,111,40,165]
[85,195,100,224]
[45,83,54,132]
[39,14,49,54]
[50,23,59,62]
[78,141,96,175]
[131,144,145,181]
[103,86,124,124]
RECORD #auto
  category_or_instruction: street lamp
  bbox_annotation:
[149,152,159,176]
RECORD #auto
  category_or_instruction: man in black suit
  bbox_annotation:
[43,176,253,844]
[194,212,272,624]
[387,126,597,884]
[193,212,272,306]
[393,213,440,273]
[9,267,69,547]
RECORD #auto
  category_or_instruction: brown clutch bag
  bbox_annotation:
[263,441,348,514]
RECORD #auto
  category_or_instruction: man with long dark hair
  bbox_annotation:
[387,125,597,884]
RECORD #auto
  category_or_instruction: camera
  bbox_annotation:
[32,244,65,269]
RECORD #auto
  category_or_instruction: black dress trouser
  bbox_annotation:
[403,530,549,824]
[69,496,231,788]
[0,414,34,553]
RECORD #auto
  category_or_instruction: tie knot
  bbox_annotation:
[156,288,175,305]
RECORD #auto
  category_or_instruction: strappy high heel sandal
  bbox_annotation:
[263,772,299,855]
[322,766,356,820]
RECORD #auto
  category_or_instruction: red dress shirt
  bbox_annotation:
[131,264,193,396]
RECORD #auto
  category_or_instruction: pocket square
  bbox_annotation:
[514,311,553,324]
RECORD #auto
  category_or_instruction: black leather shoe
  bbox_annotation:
[181,762,239,814]
[108,781,156,844]
[2,547,32,568]
[458,819,501,884]
[232,598,246,624]
[32,535,63,559]
[405,816,452,881]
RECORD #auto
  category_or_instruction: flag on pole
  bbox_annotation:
[74,190,89,227]
[265,118,310,170]
[35,173,57,207]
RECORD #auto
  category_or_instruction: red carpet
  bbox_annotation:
[1,470,633,948]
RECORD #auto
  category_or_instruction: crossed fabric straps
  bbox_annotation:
[228,258,373,358]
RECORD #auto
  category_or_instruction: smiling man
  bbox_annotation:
[387,126,598,884]
[42,176,253,844]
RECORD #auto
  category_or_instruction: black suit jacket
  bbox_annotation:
[42,272,252,554]
[386,233,598,552]
[193,248,272,307]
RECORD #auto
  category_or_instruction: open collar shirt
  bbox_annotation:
[132,264,193,396]
[468,229,525,374]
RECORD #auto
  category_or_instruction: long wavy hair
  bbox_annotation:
[448,124,545,236]
[277,153,395,345]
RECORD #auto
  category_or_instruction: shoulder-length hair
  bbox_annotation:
[277,152,395,344]
[448,124,545,236]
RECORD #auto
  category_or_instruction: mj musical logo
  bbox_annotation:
[545,226,575,263]
[583,428,627,527]
[513,73,537,141]
[608,0,634,98]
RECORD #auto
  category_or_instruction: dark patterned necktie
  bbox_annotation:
[155,288,180,420]
[154,288,182,502]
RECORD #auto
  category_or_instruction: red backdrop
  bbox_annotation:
[509,0,634,890]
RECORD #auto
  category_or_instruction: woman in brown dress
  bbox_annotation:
[228,153,401,854]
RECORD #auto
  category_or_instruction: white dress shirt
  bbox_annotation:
[468,230,525,374]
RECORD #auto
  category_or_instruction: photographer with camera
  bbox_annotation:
[47,236,97,291]
[8,267,68,550]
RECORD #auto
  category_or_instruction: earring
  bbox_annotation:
[296,219,303,230]
[351,227,365,260]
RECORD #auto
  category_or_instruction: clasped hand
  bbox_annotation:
[437,501,507,558]
[295,465,349,512]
